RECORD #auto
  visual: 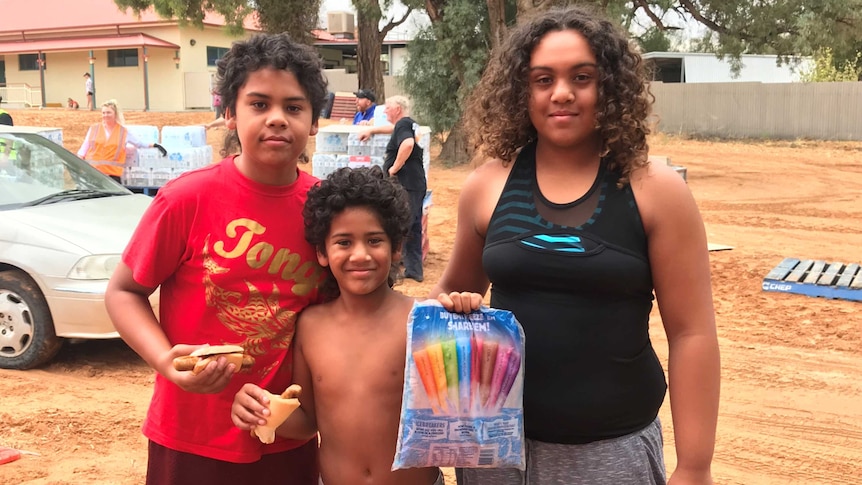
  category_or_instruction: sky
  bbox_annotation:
[322,0,355,13]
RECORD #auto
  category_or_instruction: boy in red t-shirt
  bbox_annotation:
[105,33,330,485]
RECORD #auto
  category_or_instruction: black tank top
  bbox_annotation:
[482,142,667,444]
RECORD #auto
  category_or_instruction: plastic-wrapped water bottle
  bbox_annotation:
[372,105,389,127]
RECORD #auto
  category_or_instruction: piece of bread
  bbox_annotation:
[172,345,254,374]
[252,385,302,444]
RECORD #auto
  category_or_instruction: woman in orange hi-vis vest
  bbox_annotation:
[77,99,166,183]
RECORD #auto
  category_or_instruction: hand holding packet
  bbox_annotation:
[392,301,526,470]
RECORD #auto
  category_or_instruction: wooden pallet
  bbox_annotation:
[762,257,862,302]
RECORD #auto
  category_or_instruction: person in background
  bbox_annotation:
[0,96,13,126]
[212,89,224,120]
[359,95,426,282]
[350,89,377,125]
[83,73,94,110]
[104,32,329,485]
[77,99,166,183]
[68,98,80,110]
[431,5,720,485]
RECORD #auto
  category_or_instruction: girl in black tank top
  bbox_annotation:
[433,6,719,484]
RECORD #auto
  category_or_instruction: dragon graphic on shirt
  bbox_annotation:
[201,235,301,377]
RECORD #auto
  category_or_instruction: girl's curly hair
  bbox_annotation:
[464,5,653,184]
[303,166,413,301]
[214,33,329,159]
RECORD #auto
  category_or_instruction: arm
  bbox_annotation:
[231,313,318,441]
[105,262,237,393]
[387,137,415,177]
[428,161,506,300]
[357,123,394,142]
[278,316,318,440]
[634,163,720,485]
[125,130,166,155]
[77,126,94,158]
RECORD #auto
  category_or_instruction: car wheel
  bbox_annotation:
[0,271,63,370]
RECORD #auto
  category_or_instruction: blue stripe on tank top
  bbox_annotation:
[520,234,586,252]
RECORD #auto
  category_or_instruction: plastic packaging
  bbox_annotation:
[393,300,526,470]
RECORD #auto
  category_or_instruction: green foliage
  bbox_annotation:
[674,0,862,63]
[801,48,862,82]
[113,0,321,43]
[400,0,491,133]
[636,27,673,53]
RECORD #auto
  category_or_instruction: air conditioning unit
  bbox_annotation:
[327,11,355,36]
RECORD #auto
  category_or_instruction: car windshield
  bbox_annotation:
[0,132,131,210]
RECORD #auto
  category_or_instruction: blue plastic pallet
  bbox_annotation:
[762,258,862,302]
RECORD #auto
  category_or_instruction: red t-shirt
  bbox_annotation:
[123,156,324,463]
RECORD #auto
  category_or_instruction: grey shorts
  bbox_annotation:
[458,417,666,485]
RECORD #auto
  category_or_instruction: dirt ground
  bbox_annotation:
[1,109,861,484]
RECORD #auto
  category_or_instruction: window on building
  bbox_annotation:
[108,49,139,67]
[207,46,229,66]
[19,53,46,71]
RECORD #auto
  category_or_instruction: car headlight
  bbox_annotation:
[67,255,122,280]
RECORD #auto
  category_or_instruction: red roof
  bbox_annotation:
[0,0,259,35]
[0,34,179,55]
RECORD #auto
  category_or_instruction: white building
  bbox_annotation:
[643,52,813,83]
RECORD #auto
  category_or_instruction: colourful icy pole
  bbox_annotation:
[455,337,472,414]
[412,348,442,414]
[493,350,522,411]
[478,340,499,410]
[485,344,513,408]
[471,335,482,412]
[441,339,460,412]
[426,343,451,413]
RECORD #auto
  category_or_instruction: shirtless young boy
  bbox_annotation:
[231,167,479,485]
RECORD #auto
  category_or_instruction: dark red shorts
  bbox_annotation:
[146,438,319,485]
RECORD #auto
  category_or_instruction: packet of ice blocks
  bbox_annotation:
[392,300,526,470]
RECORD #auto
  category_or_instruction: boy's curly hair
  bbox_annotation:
[303,166,413,301]
[214,33,329,158]
[464,5,653,185]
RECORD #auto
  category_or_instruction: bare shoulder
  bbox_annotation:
[392,293,420,319]
[629,159,701,233]
[460,158,513,229]
[464,158,511,192]
[296,301,337,334]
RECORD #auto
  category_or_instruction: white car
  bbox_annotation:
[0,126,157,369]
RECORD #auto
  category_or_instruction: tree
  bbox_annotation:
[113,0,322,45]
[406,0,862,165]
[801,48,862,82]
[352,0,424,100]
[402,0,498,164]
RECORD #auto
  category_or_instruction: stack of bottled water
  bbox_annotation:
[122,125,213,187]
[311,124,431,181]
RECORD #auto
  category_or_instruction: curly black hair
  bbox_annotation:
[464,5,653,185]
[214,33,329,159]
[303,166,413,301]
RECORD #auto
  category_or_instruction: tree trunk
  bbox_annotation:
[356,2,386,99]
[516,0,555,17]
[486,0,507,51]
[439,118,472,166]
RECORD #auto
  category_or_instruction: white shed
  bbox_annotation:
[643,52,812,83]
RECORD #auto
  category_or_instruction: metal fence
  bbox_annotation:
[650,81,862,141]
